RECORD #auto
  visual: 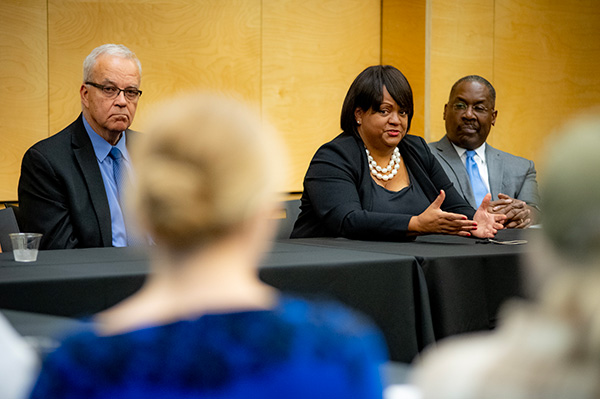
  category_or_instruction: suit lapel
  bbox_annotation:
[72,115,113,246]
[485,144,503,200]
[434,136,477,208]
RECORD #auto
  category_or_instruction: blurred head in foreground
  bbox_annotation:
[132,92,285,256]
[537,113,600,266]
[413,112,600,399]
[30,92,388,399]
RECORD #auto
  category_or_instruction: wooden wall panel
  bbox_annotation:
[382,0,427,138]
[0,0,47,200]
[427,0,494,142]
[427,0,600,172]
[5,0,598,198]
[262,0,381,192]
[493,0,600,168]
[47,0,262,136]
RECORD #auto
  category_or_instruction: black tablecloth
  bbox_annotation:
[0,230,532,361]
[0,242,433,363]
[261,242,434,362]
[0,247,149,316]
[289,229,532,339]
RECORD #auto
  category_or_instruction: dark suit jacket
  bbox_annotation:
[18,114,138,250]
[428,136,540,209]
[291,132,475,241]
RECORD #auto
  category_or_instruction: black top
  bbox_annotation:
[291,132,475,241]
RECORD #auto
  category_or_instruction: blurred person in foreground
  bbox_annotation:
[0,313,38,399]
[291,65,504,241]
[412,113,600,398]
[18,44,143,249]
[429,75,540,228]
[28,93,387,398]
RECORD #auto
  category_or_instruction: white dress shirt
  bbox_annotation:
[449,142,491,193]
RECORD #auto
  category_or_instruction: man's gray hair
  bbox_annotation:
[82,44,142,82]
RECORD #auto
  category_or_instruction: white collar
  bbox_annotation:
[451,141,487,163]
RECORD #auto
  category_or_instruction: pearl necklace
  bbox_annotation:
[365,147,401,181]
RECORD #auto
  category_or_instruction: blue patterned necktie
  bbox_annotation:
[109,147,139,246]
[465,150,489,208]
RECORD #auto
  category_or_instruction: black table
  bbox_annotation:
[0,242,433,363]
[0,230,532,361]
[289,228,532,339]
[0,247,149,316]
[261,242,434,362]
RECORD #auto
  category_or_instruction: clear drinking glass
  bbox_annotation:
[9,233,42,262]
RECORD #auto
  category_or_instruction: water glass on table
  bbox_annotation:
[9,233,42,262]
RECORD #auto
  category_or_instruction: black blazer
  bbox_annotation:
[18,114,138,250]
[291,132,475,241]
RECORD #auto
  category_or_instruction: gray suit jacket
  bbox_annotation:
[428,135,540,209]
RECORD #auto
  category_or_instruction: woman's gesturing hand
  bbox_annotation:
[409,190,478,236]
[472,193,507,238]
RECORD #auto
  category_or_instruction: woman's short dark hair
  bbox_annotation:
[340,65,414,136]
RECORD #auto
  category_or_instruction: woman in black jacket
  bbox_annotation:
[291,65,504,241]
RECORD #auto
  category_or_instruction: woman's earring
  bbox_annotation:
[357,120,361,125]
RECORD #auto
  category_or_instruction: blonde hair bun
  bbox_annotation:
[131,92,285,250]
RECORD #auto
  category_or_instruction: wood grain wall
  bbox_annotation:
[427,0,600,173]
[1,0,379,199]
[1,0,600,201]
[47,0,381,195]
[0,0,47,201]
[382,0,427,138]
[492,0,600,167]
[427,0,494,141]
[262,0,380,192]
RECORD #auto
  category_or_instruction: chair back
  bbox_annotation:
[0,207,21,252]
[3,202,21,229]
[276,199,301,239]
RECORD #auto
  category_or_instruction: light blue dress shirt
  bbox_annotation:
[82,116,131,247]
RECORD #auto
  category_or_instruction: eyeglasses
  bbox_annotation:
[452,102,491,115]
[85,82,142,101]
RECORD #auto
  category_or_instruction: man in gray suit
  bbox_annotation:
[429,75,540,228]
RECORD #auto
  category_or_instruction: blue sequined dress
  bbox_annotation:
[29,295,387,398]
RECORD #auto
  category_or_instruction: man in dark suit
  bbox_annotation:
[429,75,540,228]
[18,44,143,249]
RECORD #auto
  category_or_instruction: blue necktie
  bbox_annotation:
[465,150,488,208]
[109,147,139,246]
[109,147,127,202]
